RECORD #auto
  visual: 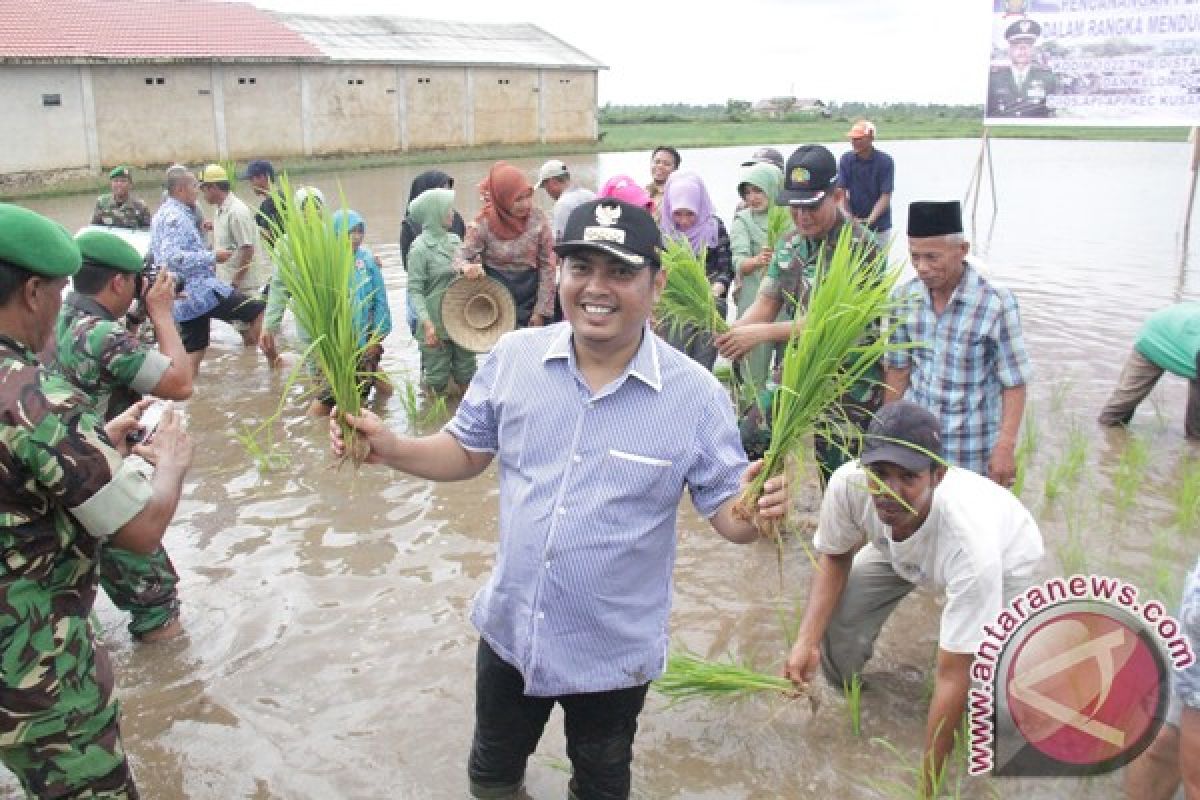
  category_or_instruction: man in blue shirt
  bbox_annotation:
[837,119,895,248]
[332,199,787,800]
[883,201,1031,486]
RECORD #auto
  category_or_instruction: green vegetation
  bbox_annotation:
[1043,423,1088,502]
[1175,456,1200,533]
[1111,434,1149,518]
[4,101,1188,201]
[398,378,449,432]
[844,673,864,737]
[1056,496,1089,576]
[1012,409,1039,498]
[867,718,976,800]
[654,651,796,703]
[656,239,728,340]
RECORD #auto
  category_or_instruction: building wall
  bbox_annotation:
[542,70,596,142]
[303,64,399,155]
[222,64,305,159]
[0,65,90,173]
[471,67,538,146]
[405,66,468,150]
[91,64,219,166]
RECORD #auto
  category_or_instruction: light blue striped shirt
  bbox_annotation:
[446,322,747,696]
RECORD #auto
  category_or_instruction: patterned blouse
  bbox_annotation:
[455,210,557,320]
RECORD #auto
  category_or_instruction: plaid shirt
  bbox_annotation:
[885,261,1031,475]
[1178,556,1200,711]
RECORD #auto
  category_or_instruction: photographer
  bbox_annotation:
[52,228,193,642]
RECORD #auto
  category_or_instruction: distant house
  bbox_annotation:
[0,0,605,178]
[752,96,828,118]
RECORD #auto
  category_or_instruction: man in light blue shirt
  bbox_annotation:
[334,199,786,800]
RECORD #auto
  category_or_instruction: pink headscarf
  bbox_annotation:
[598,174,654,211]
[659,171,719,254]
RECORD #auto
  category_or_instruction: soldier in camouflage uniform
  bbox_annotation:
[0,203,193,798]
[53,230,194,642]
[91,167,152,230]
[715,145,882,483]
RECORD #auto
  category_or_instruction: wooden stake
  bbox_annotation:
[1178,126,1200,272]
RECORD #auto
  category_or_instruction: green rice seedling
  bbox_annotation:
[653,651,796,704]
[774,595,805,650]
[843,673,864,737]
[867,718,973,800]
[736,226,908,558]
[655,238,727,342]
[1175,456,1200,533]
[219,158,239,194]
[1049,375,1074,415]
[1055,497,1089,576]
[1011,409,1039,498]
[766,206,792,250]
[712,363,734,386]
[1145,527,1183,605]
[397,377,449,431]
[1111,433,1149,518]
[267,175,372,463]
[236,338,324,470]
[1043,422,1088,503]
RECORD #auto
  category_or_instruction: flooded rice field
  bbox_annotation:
[8,138,1200,798]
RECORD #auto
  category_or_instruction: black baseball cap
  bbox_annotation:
[240,159,275,180]
[860,401,945,472]
[555,199,664,268]
[778,145,838,207]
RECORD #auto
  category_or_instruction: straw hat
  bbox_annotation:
[441,276,516,352]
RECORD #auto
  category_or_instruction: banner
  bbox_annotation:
[985,0,1200,126]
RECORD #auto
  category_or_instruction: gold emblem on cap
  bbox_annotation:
[791,166,811,184]
[595,204,622,227]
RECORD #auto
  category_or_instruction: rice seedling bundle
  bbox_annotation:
[655,237,728,342]
[735,226,905,541]
[766,206,792,250]
[267,175,372,462]
[654,651,795,703]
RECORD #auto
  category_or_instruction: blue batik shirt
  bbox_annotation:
[149,197,232,322]
[885,261,1031,476]
[445,322,747,696]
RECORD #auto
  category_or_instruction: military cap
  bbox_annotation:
[109,165,133,180]
[1005,18,1041,41]
[75,229,145,273]
[0,204,81,278]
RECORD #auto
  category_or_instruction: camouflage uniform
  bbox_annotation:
[0,335,153,798]
[53,293,180,639]
[90,195,152,230]
[752,213,884,482]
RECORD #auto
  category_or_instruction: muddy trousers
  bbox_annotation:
[1097,348,1200,438]
[98,545,180,638]
[468,640,648,800]
[1,684,137,799]
[818,546,1034,688]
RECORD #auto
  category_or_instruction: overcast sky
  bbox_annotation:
[252,0,995,106]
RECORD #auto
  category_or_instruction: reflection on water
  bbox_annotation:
[5,139,1199,798]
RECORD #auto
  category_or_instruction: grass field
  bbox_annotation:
[3,118,1190,200]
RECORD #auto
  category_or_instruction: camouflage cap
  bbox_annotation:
[0,204,81,278]
[75,229,144,273]
[109,165,132,180]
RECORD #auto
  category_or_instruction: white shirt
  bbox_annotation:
[815,462,1044,653]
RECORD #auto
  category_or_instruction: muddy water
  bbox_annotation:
[7,139,1200,799]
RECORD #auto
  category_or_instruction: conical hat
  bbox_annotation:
[441,276,517,353]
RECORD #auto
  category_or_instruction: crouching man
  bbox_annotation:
[783,401,1043,787]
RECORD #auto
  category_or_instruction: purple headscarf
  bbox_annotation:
[659,171,718,254]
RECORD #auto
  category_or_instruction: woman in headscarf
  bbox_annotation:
[454,161,555,329]
[598,174,655,214]
[658,171,733,370]
[730,161,790,390]
[400,170,467,335]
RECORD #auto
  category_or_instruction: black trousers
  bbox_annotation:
[468,640,649,800]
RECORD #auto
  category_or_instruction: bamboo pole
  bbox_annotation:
[963,128,996,246]
[1178,126,1200,275]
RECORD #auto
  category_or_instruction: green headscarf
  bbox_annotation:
[737,162,783,208]
[408,188,456,259]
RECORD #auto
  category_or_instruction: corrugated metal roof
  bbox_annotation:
[0,0,324,62]
[274,13,605,70]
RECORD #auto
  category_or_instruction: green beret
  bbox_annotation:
[75,229,144,273]
[0,204,81,278]
[109,165,132,180]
